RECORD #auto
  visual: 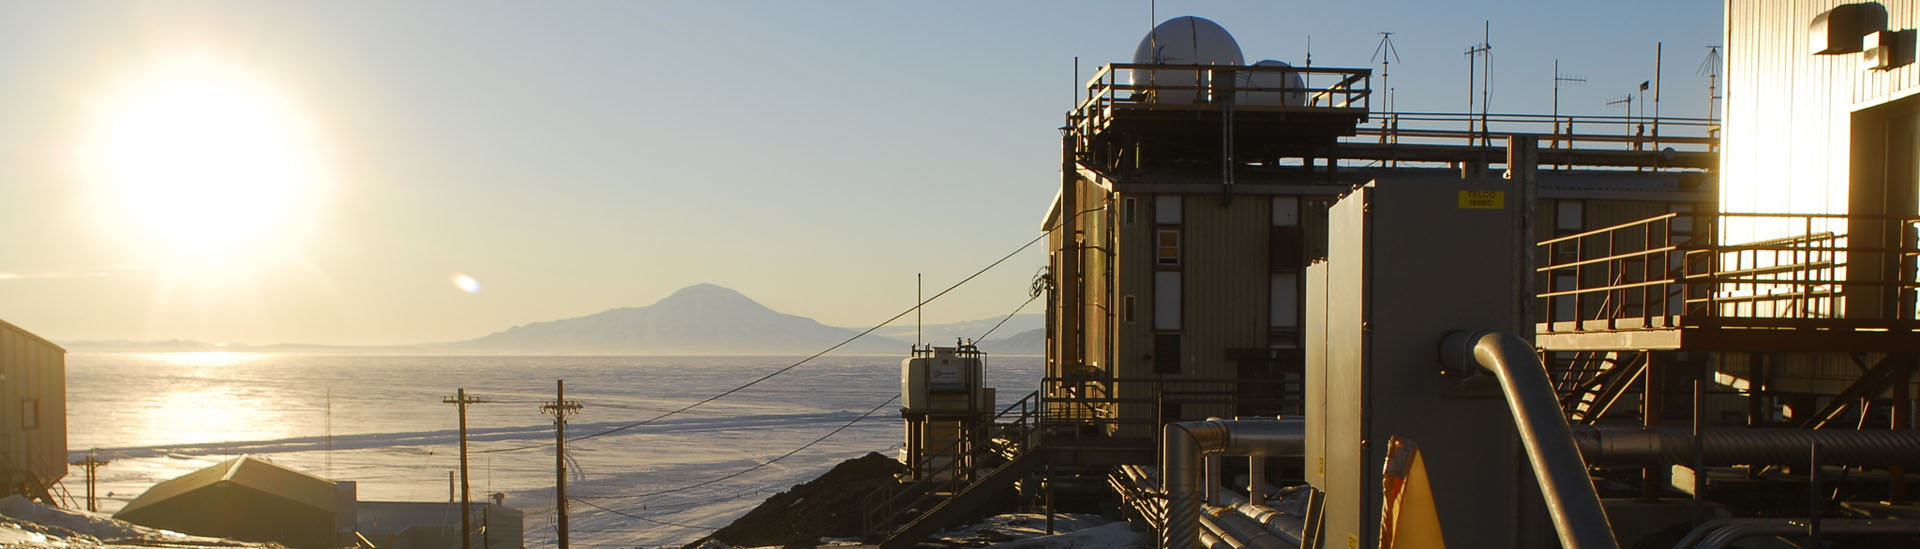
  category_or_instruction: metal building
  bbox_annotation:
[0,318,65,503]
[115,455,354,549]
[358,499,524,549]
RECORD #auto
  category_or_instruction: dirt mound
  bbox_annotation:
[694,452,908,549]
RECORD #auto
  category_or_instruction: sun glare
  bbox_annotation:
[83,57,324,273]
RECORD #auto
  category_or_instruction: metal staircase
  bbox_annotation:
[862,391,1045,548]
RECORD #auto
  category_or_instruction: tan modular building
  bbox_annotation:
[0,319,64,501]
[115,455,352,549]
[358,500,524,549]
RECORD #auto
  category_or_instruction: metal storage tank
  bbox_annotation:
[0,318,64,501]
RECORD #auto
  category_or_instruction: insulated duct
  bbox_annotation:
[1441,330,1620,549]
[1675,518,1920,549]
[1572,425,1920,466]
[1160,418,1306,549]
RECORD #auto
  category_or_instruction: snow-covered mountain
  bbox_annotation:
[867,313,1044,347]
[457,283,909,354]
[976,327,1044,356]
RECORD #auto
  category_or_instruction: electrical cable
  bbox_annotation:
[571,267,1044,502]
[567,493,717,531]
[476,200,1106,455]
[582,394,899,500]
[975,292,1040,343]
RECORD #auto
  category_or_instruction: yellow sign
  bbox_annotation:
[1458,190,1505,209]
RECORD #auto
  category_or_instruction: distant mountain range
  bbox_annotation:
[454,283,908,354]
[975,328,1043,356]
[61,283,1048,356]
[866,313,1043,348]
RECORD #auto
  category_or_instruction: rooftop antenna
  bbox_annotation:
[1697,45,1723,125]
[1371,32,1401,120]
[1305,35,1313,68]
[916,273,923,349]
[1607,94,1633,138]
[1465,22,1493,145]
[1653,42,1664,148]
[1552,60,1586,148]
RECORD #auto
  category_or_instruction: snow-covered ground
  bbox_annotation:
[0,495,268,548]
[60,353,1044,548]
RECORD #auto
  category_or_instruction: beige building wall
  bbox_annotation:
[1723,0,1920,226]
[0,319,66,486]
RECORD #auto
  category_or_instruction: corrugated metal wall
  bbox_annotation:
[1724,0,1920,222]
[0,321,66,484]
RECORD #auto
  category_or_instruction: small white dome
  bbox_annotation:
[1238,60,1307,107]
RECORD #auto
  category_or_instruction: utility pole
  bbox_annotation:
[70,451,108,512]
[542,380,583,549]
[443,388,487,549]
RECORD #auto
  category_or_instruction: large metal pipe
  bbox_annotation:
[1205,507,1292,549]
[1674,518,1920,549]
[1441,330,1619,549]
[1572,425,1920,466]
[1160,418,1306,549]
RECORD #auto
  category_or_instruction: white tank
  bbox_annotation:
[1130,16,1245,104]
[1238,59,1307,107]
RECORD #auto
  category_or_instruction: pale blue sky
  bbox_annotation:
[0,2,1723,345]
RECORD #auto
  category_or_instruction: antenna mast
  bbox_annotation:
[1552,60,1586,160]
[1371,32,1401,119]
[1698,46,1723,127]
[1465,22,1493,145]
[1607,95,1633,138]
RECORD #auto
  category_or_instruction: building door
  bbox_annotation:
[1849,98,1920,319]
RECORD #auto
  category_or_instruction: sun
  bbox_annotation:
[82,56,324,272]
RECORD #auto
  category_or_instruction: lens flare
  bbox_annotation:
[452,273,482,294]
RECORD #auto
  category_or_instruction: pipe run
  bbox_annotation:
[1160,418,1305,549]
[1674,518,1920,549]
[1572,425,1920,467]
[1441,330,1620,549]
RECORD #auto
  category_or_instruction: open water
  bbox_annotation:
[58,352,1044,548]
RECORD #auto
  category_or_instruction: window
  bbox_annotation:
[1123,294,1136,323]
[20,399,37,430]
[1157,229,1182,266]
[1271,272,1300,328]
[1123,197,1138,225]
[1555,200,1585,232]
[1155,272,1181,330]
[1155,196,1183,224]
[1154,333,1182,374]
[1272,196,1299,226]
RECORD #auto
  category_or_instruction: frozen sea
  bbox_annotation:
[59,352,1043,548]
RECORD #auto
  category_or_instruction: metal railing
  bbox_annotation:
[1536,212,1920,333]
[1358,110,1718,160]
[1071,63,1371,134]
[1040,376,1300,433]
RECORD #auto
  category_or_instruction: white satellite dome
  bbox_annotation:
[1238,59,1307,107]
[1130,16,1245,104]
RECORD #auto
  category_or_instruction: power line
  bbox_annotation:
[476,201,1107,455]
[584,394,900,500]
[568,496,723,531]
[975,291,1041,343]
